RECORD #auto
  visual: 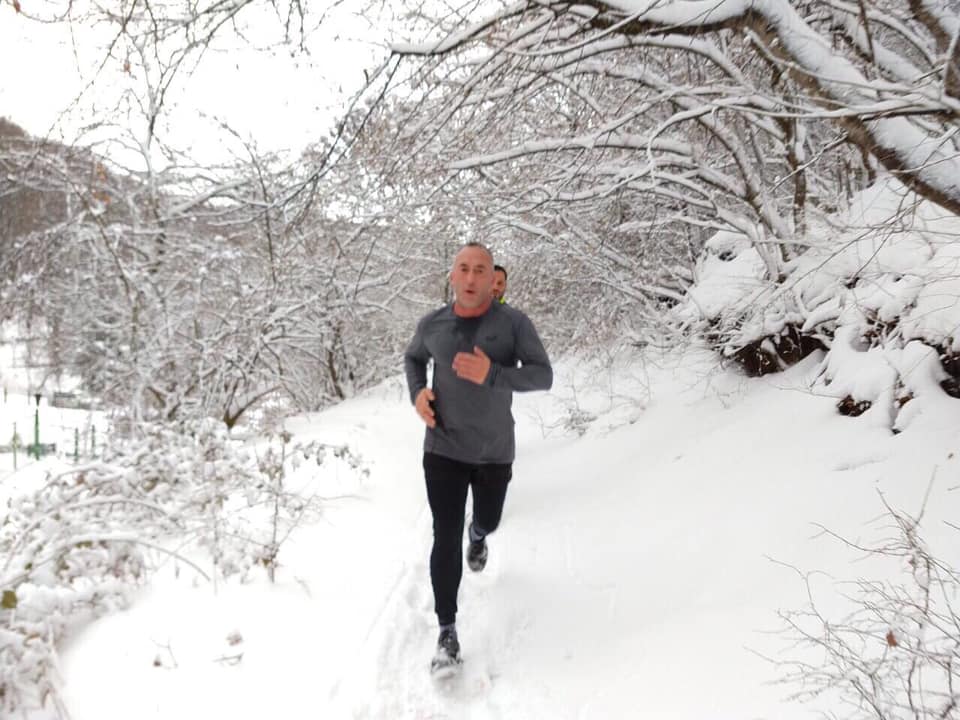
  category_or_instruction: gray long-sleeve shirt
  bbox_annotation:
[404,301,553,464]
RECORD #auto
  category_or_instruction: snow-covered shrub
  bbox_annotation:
[0,420,366,717]
[678,230,823,377]
[678,177,960,428]
[247,431,367,582]
[0,455,154,715]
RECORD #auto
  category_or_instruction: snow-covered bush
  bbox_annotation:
[678,230,820,376]
[678,177,960,430]
[0,420,365,717]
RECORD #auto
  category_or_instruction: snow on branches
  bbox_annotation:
[0,421,366,717]
[676,176,960,430]
[382,0,960,349]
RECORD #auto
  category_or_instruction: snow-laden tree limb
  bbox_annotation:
[577,0,960,213]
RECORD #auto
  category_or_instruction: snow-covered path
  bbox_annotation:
[52,350,960,719]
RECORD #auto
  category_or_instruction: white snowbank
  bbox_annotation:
[29,348,960,720]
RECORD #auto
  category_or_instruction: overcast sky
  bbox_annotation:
[0,3,388,167]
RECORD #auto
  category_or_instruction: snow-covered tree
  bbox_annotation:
[0,1,412,424]
[375,0,959,345]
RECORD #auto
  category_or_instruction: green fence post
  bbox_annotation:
[74,427,80,462]
[11,423,17,471]
[33,393,41,460]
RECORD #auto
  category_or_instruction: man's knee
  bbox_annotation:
[472,469,510,535]
[471,497,505,537]
[433,517,465,545]
[472,515,500,536]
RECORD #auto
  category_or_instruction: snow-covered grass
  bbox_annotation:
[0,395,102,471]
[0,325,104,477]
[16,345,957,720]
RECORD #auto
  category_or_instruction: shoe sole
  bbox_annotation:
[431,659,462,680]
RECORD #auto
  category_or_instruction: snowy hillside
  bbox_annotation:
[23,346,959,720]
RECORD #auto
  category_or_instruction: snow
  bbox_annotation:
[7,342,957,720]
[903,242,960,348]
[682,231,769,320]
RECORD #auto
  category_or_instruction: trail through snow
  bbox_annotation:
[44,349,960,719]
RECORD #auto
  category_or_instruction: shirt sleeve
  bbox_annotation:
[404,316,430,404]
[487,312,553,392]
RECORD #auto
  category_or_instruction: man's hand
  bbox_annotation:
[415,387,437,428]
[452,346,492,385]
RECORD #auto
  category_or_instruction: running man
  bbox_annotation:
[404,242,553,675]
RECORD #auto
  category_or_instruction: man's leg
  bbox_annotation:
[423,452,471,626]
[468,463,512,561]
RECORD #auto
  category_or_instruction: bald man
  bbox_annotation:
[404,241,552,676]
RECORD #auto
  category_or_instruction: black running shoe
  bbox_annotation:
[466,537,488,572]
[430,627,462,677]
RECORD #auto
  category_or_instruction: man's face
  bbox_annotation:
[450,246,494,309]
[492,270,507,300]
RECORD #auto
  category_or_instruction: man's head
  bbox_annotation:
[450,242,494,311]
[492,264,507,301]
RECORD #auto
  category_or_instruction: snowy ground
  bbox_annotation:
[0,328,102,477]
[13,347,960,719]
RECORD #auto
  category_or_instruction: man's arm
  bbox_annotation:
[403,317,430,404]
[487,313,552,392]
[405,316,440,427]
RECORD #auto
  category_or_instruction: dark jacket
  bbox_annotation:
[404,301,552,464]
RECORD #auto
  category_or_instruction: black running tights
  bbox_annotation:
[423,452,511,626]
